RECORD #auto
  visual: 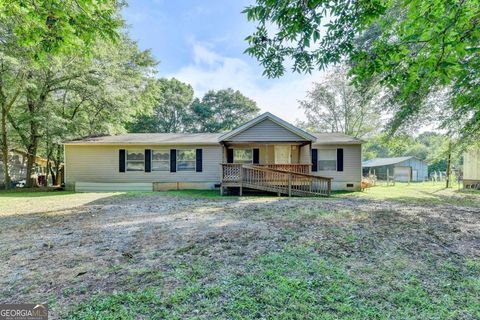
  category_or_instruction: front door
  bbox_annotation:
[274,145,291,164]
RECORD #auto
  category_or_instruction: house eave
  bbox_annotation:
[63,142,222,146]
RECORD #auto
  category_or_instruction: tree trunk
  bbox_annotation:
[24,84,47,188]
[1,110,10,189]
[445,145,452,188]
[24,105,39,188]
[25,143,37,188]
[55,144,62,185]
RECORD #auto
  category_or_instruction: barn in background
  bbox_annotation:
[362,156,429,182]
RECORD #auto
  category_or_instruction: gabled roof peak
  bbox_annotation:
[219,112,317,142]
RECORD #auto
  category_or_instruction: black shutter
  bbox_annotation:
[119,149,126,172]
[253,148,260,164]
[227,148,234,163]
[145,149,151,172]
[311,148,318,172]
[196,149,203,172]
[337,148,344,172]
[170,149,176,172]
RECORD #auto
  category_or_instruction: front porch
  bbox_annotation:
[218,113,332,196]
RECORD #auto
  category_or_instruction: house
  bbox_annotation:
[0,149,55,188]
[463,147,480,189]
[362,156,428,182]
[64,112,363,195]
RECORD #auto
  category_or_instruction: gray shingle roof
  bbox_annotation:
[65,133,224,145]
[362,156,414,167]
[311,133,364,145]
[65,131,364,145]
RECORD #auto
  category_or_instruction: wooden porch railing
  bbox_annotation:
[258,163,311,174]
[221,163,243,182]
[220,163,331,197]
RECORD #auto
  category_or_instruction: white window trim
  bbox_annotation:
[126,149,145,172]
[318,148,337,171]
[176,149,196,172]
[151,149,170,171]
[233,148,254,164]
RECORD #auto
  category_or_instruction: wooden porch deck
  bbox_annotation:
[221,163,332,197]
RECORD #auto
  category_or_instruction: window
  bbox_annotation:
[233,149,253,164]
[318,149,336,171]
[152,150,170,171]
[177,149,196,171]
[126,150,144,171]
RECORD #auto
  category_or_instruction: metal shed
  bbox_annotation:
[362,156,428,182]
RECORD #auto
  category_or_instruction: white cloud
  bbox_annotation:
[165,41,326,123]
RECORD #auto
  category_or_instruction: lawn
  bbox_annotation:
[340,181,480,207]
[0,184,479,319]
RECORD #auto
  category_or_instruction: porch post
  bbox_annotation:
[265,143,268,164]
[288,173,292,197]
[309,142,312,173]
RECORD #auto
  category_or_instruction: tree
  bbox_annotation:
[1,0,121,58]
[127,78,194,133]
[188,89,259,132]
[297,66,381,138]
[129,87,260,134]
[0,19,31,189]
[0,48,25,189]
[0,0,124,188]
[7,35,156,187]
[243,0,480,140]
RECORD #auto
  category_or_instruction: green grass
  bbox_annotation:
[338,182,480,206]
[0,190,75,197]
[2,184,478,319]
[66,245,480,319]
[0,191,120,216]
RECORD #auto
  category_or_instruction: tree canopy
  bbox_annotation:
[0,3,155,188]
[127,78,195,133]
[128,86,259,133]
[188,88,260,132]
[1,0,121,58]
[244,0,480,139]
[298,66,381,138]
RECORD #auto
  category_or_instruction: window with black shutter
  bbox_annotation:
[196,149,203,172]
[119,149,126,172]
[311,148,318,172]
[337,148,344,172]
[170,149,176,172]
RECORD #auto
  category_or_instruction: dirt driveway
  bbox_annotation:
[1,192,479,318]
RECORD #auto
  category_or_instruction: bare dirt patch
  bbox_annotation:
[0,192,479,318]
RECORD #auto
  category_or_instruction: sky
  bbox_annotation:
[122,0,326,123]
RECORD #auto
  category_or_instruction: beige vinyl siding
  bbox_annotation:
[464,148,480,180]
[226,119,308,142]
[311,144,362,183]
[65,144,222,186]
